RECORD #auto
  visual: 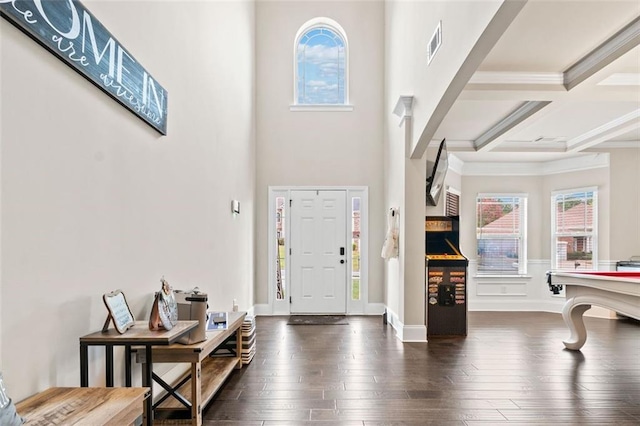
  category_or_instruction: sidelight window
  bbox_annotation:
[351,197,361,300]
[275,196,286,300]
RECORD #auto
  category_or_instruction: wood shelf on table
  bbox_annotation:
[155,356,237,412]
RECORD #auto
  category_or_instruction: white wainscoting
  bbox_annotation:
[468,259,555,311]
[468,259,621,317]
[476,282,528,296]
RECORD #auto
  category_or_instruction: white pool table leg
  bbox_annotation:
[562,298,591,350]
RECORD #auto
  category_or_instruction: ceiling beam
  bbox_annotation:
[563,15,640,91]
[474,100,551,151]
[467,71,564,90]
[566,109,640,152]
[409,0,528,159]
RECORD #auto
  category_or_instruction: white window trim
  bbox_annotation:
[476,193,528,276]
[267,186,369,315]
[290,105,354,112]
[292,17,350,108]
[550,186,598,272]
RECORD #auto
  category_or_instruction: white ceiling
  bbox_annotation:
[433,0,640,164]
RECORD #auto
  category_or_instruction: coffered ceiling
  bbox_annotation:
[432,0,640,164]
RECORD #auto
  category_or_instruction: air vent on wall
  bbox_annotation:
[427,21,442,65]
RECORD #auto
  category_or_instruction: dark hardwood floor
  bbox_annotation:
[202,312,640,425]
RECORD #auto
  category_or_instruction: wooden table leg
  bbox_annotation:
[80,343,88,386]
[105,344,114,387]
[142,345,154,426]
[125,345,132,387]
[235,327,243,369]
[562,298,591,350]
[191,361,202,426]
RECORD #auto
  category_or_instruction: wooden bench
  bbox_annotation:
[16,387,149,425]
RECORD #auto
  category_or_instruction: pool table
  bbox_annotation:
[546,271,640,350]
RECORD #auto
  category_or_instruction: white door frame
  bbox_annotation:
[268,186,369,315]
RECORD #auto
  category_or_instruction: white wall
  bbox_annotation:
[460,161,611,312]
[255,1,385,310]
[384,1,520,338]
[1,0,255,400]
[606,148,640,260]
[0,21,3,370]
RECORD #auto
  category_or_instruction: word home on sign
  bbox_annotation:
[1,0,168,134]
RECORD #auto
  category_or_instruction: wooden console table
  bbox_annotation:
[16,387,149,425]
[79,320,198,426]
[148,311,246,426]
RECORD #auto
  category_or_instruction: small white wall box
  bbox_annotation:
[231,200,240,214]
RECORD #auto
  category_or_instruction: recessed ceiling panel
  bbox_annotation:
[434,100,522,141]
[452,151,591,163]
[507,101,639,142]
[478,1,640,72]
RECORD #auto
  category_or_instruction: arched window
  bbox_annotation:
[294,17,349,106]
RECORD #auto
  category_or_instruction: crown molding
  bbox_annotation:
[567,109,640,152]
[475,101,552,151]
[469,71,564,86]
[564,16,640,90]
[596,140,640,148]
[462,153,609,176]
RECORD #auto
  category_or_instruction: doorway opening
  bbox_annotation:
[269,187,368,315]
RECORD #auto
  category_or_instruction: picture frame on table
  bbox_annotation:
[102,290,135,334]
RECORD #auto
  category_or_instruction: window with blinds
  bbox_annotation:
[551,188,597,271]
[445,190,459,216]
[476,194,527,275]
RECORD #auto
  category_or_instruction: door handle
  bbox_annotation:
[340,259,345,264]
[340,247,345,256]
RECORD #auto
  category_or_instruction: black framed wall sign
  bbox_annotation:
[1,0,168,135]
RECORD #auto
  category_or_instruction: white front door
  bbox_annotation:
[290,190,347,314]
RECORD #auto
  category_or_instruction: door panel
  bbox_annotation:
[290,190,347,314]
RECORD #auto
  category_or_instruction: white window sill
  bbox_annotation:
[290,104,354,112]
[474,275,532,279]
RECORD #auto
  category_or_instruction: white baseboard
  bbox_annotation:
[400,325,427,342]
[246,305,256,318]
[252,303,386,316]
[470,301,618,319]
[365,303,386,315]
[253,304,272,316]
[470,300,564,313]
